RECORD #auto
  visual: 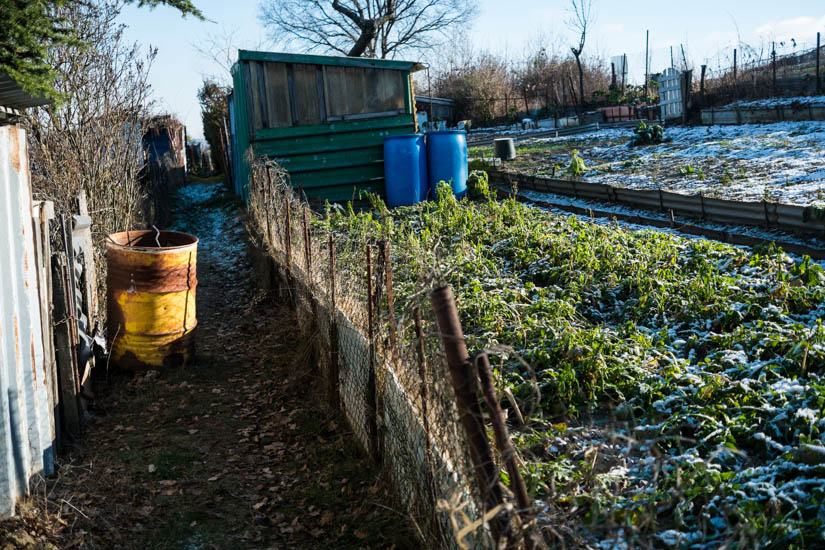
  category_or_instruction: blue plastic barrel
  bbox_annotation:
[426,130,468,199]
[383,134,428,207]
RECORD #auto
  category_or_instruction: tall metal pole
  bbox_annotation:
[645,30,650,96]
[817,32,822,94]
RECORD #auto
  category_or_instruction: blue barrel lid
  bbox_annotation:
[384,133,424,141]
[427,130,466,135]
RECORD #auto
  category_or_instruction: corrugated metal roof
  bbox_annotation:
[0,72,51,111]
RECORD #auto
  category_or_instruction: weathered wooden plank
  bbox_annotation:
[292,63,321,125]
[51,253,81,439]
[263,62,291,128]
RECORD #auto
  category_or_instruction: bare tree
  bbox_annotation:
[567,0,594,105]
[258,0,478,59]
[192,26,267,84]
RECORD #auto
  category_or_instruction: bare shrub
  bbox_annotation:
[26,1,155,312]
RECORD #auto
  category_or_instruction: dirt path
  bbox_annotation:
[1,180,417,549]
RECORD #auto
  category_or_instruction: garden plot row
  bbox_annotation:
[328,185,825,549]
[471,121,825,206]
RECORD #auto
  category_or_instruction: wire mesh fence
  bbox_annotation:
[245,161,542,549]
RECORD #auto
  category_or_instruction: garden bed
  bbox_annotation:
[328,186,825,548]
[471,121,825,206]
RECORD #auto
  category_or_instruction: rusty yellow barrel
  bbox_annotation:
[106,230,198,369]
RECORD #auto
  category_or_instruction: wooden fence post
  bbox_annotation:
[430,285,508,544]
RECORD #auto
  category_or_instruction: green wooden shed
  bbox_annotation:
[229,50,423,201]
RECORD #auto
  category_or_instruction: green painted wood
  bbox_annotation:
[231,52,419,202]
[262,146,384,174]
[300,182,385,202]
[253,126,411,157]
[231,62,253,200]
[253,113,413,140]
[291,163,384,189]
[238,50,421,72]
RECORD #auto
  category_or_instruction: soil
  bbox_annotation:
[0,179,418,550]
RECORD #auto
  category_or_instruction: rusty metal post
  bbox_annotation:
[303,205,312,275]
[414,307,429,450]
[328,234,339,410]
[366,245,379,459]
[264,166,273,248]
[772,44,777,95]
[818,33,822,94]
[284,194,292,265]
[475,352,535,549]
[430,285,507,543]
[383,240,399,365]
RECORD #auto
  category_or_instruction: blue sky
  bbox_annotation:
[120,0,825,139]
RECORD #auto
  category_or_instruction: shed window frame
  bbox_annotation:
[245,60,410,131]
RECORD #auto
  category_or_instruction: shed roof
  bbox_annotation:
[0,72,50,111]
[414,96,456,106]
[236,50,424,73]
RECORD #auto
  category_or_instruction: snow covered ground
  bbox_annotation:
[716,94,825,110]
[478,121,825,205]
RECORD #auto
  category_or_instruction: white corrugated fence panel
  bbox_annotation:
[0,124,55,518]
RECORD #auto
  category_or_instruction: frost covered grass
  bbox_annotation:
[476,121,825,206]
[327,186,825,548]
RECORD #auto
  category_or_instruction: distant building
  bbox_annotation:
[414,96,457,126]
[143,115,186,170]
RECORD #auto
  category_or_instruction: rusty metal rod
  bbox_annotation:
[366,245,379,458]
[383,240,399,364]
[475,352,534,549]
[328,234,339,410]
[284,193,292,265]
[264,166,273,247]
[303,205,312,274]
[430,285,506,543]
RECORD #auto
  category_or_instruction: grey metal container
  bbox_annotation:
[494,137,516,161]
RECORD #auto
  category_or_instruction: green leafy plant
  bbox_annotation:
[467,170,491,200]
[630,121,664,146]
[565,150,587,178]
[678,164,706,180]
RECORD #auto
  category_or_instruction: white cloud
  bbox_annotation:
[754,15,825,43]
[604,23,625,34]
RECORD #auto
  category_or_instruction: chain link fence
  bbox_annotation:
[245,161,534,549]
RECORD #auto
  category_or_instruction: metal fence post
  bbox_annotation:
[366,245,379,459]
[430,284,507,544]
[475,352,536,550]
[283,193,292,266]
[328,234,339,410]
[383,240,399,365]
[264,166,273,248]
[303,205,312,275]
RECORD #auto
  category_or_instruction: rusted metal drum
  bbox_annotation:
[106,230,198,369]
